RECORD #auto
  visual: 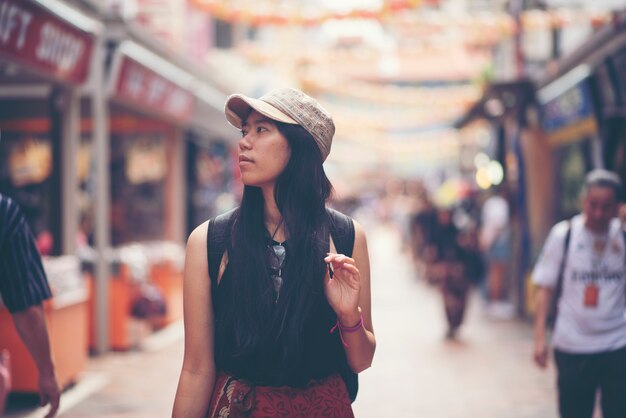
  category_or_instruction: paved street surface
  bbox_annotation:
[6,222,559,418]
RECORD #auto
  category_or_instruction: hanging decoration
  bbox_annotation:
[190,0,611,43]
[191,0,424,27]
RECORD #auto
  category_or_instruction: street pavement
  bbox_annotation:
[6,221,561,418]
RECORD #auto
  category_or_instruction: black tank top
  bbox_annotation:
[208,209,356,393]
[213,262,347,388]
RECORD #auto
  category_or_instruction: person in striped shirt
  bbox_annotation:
[0,193,60,417]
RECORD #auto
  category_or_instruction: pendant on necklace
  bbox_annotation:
[268,243,286,304]
[273,275,283,303]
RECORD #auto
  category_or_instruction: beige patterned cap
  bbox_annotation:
[225,88,335,161]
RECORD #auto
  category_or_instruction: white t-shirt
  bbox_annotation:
[480,195,510,248]
[532,215,626,353]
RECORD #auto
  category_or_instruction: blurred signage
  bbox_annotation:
[540,81,597,146]
[0,0,94,84]
[113,55,195,123]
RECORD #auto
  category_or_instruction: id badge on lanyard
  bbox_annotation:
[584,283,599,308]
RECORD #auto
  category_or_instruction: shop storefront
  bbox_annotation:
[537,66,600,223]
[596,50,626,202]
[518,67,601,317]
[186,84,238,235]
[78,28,233,350]
[78,38,195,350]
[0,0,100,392]
[454,80,535,317]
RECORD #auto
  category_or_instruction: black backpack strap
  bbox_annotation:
[547,220,571,328]
[325,207,358,402]
[326,208,355,257]
[623,230,626,266]
[206,208,237,297]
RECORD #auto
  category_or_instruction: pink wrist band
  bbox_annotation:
[330,315,364,347]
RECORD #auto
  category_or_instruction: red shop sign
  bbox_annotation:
[0,0,95,84]
[114,56,195,123]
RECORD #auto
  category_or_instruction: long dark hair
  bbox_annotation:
[217,122,333,369]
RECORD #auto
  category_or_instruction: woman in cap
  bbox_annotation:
[173,88,376,417]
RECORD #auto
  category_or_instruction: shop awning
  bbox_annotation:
[107,40,197,124]
[536,12,626,90]
[107,40,233,138]
[0,0,102,85]
[454,80,534,129]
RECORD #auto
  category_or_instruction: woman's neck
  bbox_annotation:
[262,186,285,240]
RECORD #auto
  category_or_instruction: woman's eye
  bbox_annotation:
[257,126,268,133]
[240,130,248,137]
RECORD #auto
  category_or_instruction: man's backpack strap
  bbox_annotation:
[206,208,237,299]
[547,220,572,329]
[623,230,626,266]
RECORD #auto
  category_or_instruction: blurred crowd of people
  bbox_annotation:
[354,176,515,340]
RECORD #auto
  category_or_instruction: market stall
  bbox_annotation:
[0,0,100,391]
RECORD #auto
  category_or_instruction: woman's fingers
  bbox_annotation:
[324,253,356,266]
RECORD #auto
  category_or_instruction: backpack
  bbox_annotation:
[206,207,359,402]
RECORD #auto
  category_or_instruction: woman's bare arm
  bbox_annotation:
[172,221,216,417]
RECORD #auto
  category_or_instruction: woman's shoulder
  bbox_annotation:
[187,221,210,249]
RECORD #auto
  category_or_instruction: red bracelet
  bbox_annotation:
[330,315,364,347]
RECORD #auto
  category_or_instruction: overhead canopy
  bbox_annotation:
[454,80,535,129]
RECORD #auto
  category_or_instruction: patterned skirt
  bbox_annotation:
[207,372,354,418]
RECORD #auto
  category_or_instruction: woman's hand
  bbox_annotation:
[324,253,361,324]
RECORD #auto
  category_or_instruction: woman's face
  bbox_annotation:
[238,110,291,188]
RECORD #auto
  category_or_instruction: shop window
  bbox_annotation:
[77,134,95,248]
[603,121,626,203]
[611,48,626,106]
[594,62,618,109]
[554,140,592,221]
[186,140,231,234]
[214,18,234,49]
[110,134,166,245]
[0,132,58,255]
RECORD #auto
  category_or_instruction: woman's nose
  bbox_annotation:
[239,134,252,150]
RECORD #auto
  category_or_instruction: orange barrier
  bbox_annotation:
[150,261,184,329]
[87,265,134,351]
[87,261,183,351]
[0,297,88,393]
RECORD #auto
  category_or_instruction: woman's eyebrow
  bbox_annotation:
[243,116,274,127]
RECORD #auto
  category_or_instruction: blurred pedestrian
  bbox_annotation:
[479,187,513,318]
[0,194,60,418]
[173,88,375,417]
[532,169,626,418]
[431,207,484,339]
[410,190,438,280]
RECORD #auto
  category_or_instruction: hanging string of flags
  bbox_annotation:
[190,0,611,37]
[190,0,431,27]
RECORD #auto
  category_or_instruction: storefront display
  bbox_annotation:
[538,73,599,221]
[0,0,100,393]
[553,140,592,220]
[0,129,57,254]
[186,139,231,233]
[599,52,626,201]
[110,129,167,246]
